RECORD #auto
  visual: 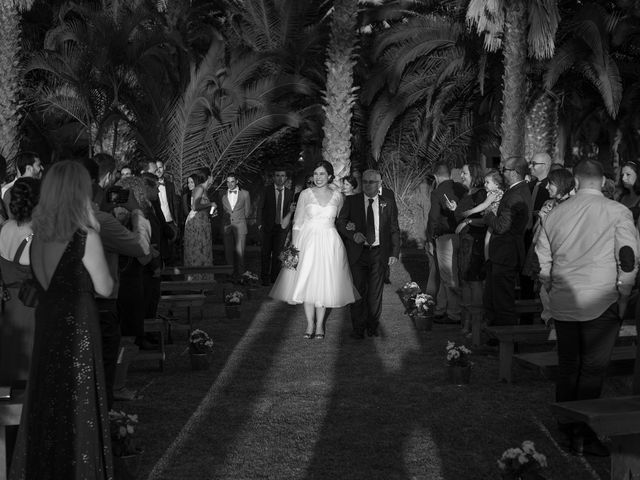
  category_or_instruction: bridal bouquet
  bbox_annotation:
[279,244,299,270]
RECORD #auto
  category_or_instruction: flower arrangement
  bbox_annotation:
[446,341,472,367]
[414,293,435,314]
[240,270,259,287]
[109,410,141,457]
[189,329,214,355]
[498,441,548,479]
[279,244,299,270]
[399,281,422,313]
[224,290,244,305]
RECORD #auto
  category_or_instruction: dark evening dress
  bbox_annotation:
[10,230,113,480]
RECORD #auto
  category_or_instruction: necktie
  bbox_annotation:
[276,188,283,224]
[366,198,375,245]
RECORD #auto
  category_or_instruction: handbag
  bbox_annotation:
[18,278,40,308]
[13,234,40,308]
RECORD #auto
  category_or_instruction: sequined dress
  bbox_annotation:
[10,230,113,480]
[183,190,214,281]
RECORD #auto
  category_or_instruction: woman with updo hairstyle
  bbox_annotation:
[0,177,40,385]
[11,160,114,479]
[270,159,359,339]
[616,160,640,222]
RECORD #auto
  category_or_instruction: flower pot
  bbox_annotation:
[446,364,471,385]
[190,353,210,371]
[501,473,547,480]
[225,304,240,318]
[113,451,143,480]
[413,312,433,331]
[245,287,258,300]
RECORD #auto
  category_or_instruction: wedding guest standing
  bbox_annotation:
[220,173,250,280]
[427,161,466,324]
[446,162,487,336]
[537,158,639,456]
[337,169,400,339]
[182,174,197,219]
[0,178,40,385]
[615,160,640,222]
[183,168,216,281]
[2,152,43,219]
[0,154,8,223]
[259,168,293,286]
[10,160,114,479]
[341,175,358,196]
[271,161,359,338]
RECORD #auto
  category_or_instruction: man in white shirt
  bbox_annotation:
[2,152,43,218]
[536,158,639,456]
[220,173,251,279]
[155,160,181,261]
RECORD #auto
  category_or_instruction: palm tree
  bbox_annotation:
[321,0,363,182]
[466,0,559,163]
[0,0,35,161]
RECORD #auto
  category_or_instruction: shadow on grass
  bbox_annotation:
[399,250,431,293]
[303,319,442,480]
[132,295,295,480]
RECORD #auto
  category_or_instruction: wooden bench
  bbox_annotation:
[514,345,637,380]
[158,294,206,341]
[552,396,640,480]
[133,319,166,371]
[471,298,543,346]
[0,389,24,480]
[161,265,233,278]
[483,325,553,382]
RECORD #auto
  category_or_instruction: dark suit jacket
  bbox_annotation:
[427,179,467,240]
[484,181,533,268]
[337,192,400,266]
[529,177,550,215]
[260,185,294,232]
[158,176,181,225]
[219,189,251,235]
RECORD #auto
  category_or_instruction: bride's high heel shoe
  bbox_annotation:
[303,332,314,339]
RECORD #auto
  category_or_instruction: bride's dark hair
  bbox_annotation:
[313,160,334,182]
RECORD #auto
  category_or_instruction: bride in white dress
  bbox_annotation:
[270,160,359,339]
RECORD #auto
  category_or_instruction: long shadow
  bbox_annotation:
[303,311,439,480]
[399,250,431,293]
[141,296,296,479]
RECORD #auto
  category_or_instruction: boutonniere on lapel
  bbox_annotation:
[379,200,388,210]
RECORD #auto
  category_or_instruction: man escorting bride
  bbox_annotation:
[270,164,400,341]
[270,161,359,339]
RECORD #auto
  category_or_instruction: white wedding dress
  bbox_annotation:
[269,187,359,307]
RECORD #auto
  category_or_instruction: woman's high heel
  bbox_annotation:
[303,333,314,339]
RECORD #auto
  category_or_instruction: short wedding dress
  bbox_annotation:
[270,187,359,307]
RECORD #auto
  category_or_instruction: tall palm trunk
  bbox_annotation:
[322,0,359,182]
[0,2,23,162]
[499,0,528,165]
[525,93,558,162]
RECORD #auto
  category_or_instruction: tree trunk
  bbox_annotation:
[321,0,358,183]
[499,0,528,166]
[525,93,558,163]
[0,1,22,164]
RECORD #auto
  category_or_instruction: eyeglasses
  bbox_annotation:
[362,180,380,184]
[529,162,546,167]
[500,167,515,174]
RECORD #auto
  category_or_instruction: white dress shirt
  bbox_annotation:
[157,180,173,222]
[228,189,239,210]
[364,194,380,247]
[274,185,285,223]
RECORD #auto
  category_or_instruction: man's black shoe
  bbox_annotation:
[433,314,448,324]
[367,328,379,337]
[349,331,365,340]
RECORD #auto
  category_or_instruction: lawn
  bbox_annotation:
[120,249,625,480]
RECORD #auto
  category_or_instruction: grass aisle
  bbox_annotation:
[131,252,616,480]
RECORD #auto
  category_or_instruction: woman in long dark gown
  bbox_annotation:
[10,161,114,480]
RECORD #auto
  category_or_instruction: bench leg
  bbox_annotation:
[611,433,640,480]
[0,425,6,480]
[499,341,514,383]
[471,315,483,347]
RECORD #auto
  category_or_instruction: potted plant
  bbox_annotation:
[445,341,473,384]
[399,281,421,311]
[498,441,548,480]
[412,293,435,331]
[240,270,260,299]
[109,410,142,480]
[224,290,244,318]
[189,329,214,370]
